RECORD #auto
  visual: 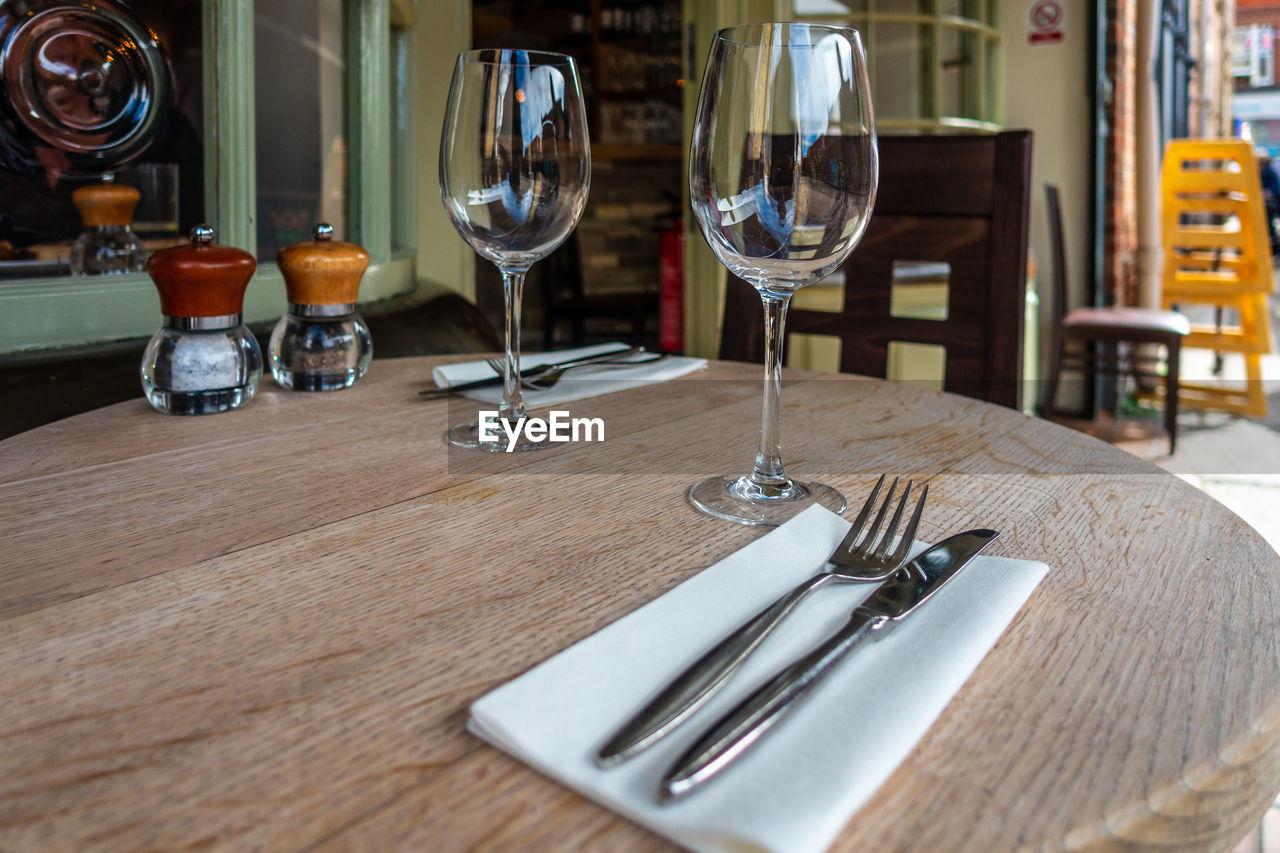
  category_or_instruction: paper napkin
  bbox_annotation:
[431,343,708,408]
[468,504,1049,853]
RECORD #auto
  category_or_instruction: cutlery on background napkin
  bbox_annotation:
[428,342,708,408]
[468,505,1049,853]
[598,474,930,767]
[421,344,640,395]
[662,528,999,799]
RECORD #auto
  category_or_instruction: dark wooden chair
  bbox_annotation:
[719,130,1033,410]
[540,231,657,350]
[1038,183,1189,453]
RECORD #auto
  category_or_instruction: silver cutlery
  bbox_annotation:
[419,345,642,397]
[661,528,1000,799]
[597,475,927,767]
[483,350,668,391]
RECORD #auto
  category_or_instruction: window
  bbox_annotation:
[0,0,204,276]
[0,0,415,353]
[255,0,349,260]
[1232,26,1276,88]
[787,0,1003,134]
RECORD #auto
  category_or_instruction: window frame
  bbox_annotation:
[794,0,1004,134]
[0,0,415,354]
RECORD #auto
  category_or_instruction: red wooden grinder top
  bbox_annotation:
[147,225,257,318]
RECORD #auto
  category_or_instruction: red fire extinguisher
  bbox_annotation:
[658,211,684,354]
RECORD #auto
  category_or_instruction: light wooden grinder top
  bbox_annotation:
[72,179,140,227]
[276,224,370,306]
[146,225,257,318]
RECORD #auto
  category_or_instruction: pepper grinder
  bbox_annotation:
[268,223,373,391]
[140,225,263,415]
[69,174,148,275]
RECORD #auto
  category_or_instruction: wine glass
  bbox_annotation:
[439,49,591,451]
[688,23,878,525]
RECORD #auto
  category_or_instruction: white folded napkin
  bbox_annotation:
[468,505,1049,853]
[432,343,708,408]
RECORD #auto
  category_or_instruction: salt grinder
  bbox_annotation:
[268,223,372,391]
[140,225,263,415]
[69,174,147,275]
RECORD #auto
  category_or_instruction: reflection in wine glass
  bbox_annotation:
[439,49,590,450]
[688,23,877,525]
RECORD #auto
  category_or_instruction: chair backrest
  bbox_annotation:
[1043,183,1069,330]
[1037,182,1082,418]
[719,130,1032,409]
[1160,139,1276,299]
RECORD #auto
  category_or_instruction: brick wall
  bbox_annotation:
[1238,0,1280,28]
[1106,0,1139,306]
[1103,0,1233,307]
[1187,0,1232,137]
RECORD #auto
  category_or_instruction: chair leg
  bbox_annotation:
[1040,333,1065,419]
[1165,338,1181,455]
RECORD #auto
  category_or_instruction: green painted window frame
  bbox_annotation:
[795,0,1004,133]
[0,0,415,354]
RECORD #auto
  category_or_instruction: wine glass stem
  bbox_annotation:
[500,267,528,422]
[752,290,792,489]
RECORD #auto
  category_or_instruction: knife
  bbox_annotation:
[661,528,1000,799]
[418,346,637,397]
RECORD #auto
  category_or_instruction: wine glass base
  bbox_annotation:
[446,421,549,452]
[689,475,846,527]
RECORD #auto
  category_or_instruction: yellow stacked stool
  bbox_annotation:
[1159,139,1275,417]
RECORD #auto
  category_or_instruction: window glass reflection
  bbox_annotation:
[255,0,347,261]
[0,0,203,278]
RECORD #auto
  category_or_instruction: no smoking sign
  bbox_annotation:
[1028,0,1065,45]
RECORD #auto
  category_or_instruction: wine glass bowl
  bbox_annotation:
[688,22,877,525]
[439,49,590,450]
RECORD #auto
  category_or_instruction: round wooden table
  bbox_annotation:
[1,355,1278,851]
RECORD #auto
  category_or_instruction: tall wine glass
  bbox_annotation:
[688,23,877,525]
[439,49,590,450]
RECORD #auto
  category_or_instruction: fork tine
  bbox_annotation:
[839,474,885,550]
[487,356,546,390]
[856,476,899,552]
[888,483,929,566]
[871,480,912,559]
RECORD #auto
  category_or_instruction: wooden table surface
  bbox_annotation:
[2,355,1279,852]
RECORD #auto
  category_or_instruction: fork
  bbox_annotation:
[484,349,668,391]
[419,346,642,398]
[596,474,928,766]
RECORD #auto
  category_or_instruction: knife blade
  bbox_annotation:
[661,528,1000,799]
[419,346,637,397]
